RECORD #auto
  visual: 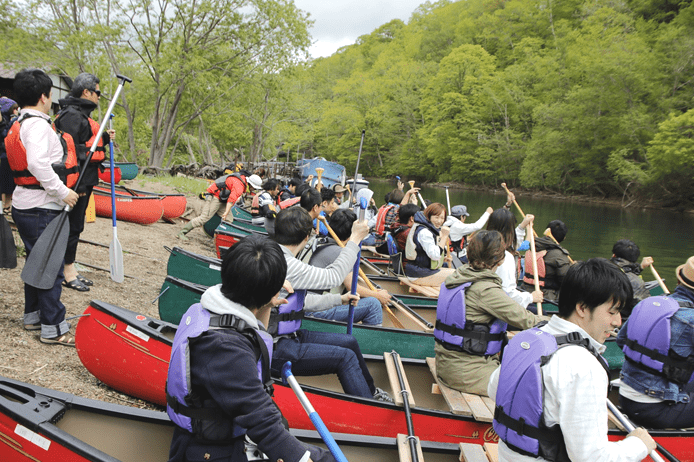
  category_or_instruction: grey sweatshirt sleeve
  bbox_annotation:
[282,242,359,293]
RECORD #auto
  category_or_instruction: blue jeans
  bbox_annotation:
[362,234,377,246]
[12,207,69,339]
[271,329,376,399]
[306,297,382,325]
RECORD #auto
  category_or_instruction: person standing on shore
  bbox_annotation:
[6,68,79,346]
[54,73,114,291]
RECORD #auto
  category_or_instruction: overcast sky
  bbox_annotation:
[293,0,425,58]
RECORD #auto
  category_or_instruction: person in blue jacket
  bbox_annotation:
[167,234,334,462]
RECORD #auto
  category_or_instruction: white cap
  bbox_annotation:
[248,174,262,190]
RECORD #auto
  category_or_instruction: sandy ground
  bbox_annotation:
[0,178,214,411]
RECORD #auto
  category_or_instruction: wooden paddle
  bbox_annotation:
[319,216,433,332]
[543,228,576,264]
[408,181,421,207]
[315,167,324,191]
[108,114,124,283]
[650,264,670,295]
[0,206,17,268]
[528,222,543,316]
[500,183,538,238]
[21,74,132,289]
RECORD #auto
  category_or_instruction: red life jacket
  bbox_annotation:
[5,115,79,189]
[279,196,300,209]
[375,203,398,236]
[53,110,105,163]
[523,250,549,287]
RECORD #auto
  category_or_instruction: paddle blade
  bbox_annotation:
[109,227,124,283]
[21,212,69,289]
[0,214,17,269]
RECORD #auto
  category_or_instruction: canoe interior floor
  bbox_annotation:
[55,409,173,462]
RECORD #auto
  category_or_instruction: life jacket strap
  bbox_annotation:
[494,406,562,442]
[275,310,305,323]
[624,338,694,385]
[435,319,505,342]
[166,393,227,422]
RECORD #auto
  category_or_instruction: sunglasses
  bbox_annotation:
[89,88,101,97]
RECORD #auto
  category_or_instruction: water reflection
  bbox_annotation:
[367,179,692,292]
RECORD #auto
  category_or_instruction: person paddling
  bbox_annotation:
[489,258,656,461]
[166,235,334,462]
[434,230,544,396]
[521,220,572,303]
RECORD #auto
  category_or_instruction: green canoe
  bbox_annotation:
[157,275,627,370]
[165,246,439,310]
[203,206,255,237]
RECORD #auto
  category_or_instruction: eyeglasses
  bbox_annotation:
[89,88,101,98]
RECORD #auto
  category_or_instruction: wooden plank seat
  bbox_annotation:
[398,277,440,298]
[459,442,499,462]
[397,434,424,462]
[384,351,416,407]
[426,357,495,422]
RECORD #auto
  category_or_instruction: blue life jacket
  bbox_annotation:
[622,295,694,385]
[434,282,508,355]
[268,290,307,336]
[166,303,274,441]
[493,327,609,462]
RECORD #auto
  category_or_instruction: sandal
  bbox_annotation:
[62,278,90,292]
[2,207,10,215]
[24,322,41,331]
[40,332,76,347]
[76,274,93,286]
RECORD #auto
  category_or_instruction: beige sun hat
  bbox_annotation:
[676,256,694,290]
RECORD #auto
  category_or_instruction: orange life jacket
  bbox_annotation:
[5,115,79,189]
[279,196,300,210]
[523,250,553,288]
[53,111,105,163]
[375,203,398,236]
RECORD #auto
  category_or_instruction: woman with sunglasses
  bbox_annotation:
[54,72,115,292]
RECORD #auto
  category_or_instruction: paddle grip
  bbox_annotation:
[606,400,665,462]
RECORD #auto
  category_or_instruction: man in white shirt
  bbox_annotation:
[9,69,79,347]
[489,258,656,462]
[444,204,492,262]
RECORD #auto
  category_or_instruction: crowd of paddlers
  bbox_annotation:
[2,68,693,462]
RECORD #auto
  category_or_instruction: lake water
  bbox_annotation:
[366,179,693,292]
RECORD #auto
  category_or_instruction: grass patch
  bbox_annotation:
[138,175,210,196]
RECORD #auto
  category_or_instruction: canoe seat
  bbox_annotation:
[398,277,440,298]
[426,357,495,422]
[396,434,424,462]
[384,352,415,407]
[459,442,499,462]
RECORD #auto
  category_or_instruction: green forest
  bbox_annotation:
[1,0,693,205]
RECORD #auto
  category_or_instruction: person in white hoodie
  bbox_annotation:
[443,204,493,263]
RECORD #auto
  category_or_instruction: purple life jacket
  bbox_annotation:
[493,327,608,461]
[268,290,306,336]
[166,303,274,440]
[622,295,694,385]
[434,282,508,355]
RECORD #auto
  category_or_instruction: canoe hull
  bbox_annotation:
[97,167,121,184]
[114,162,138,180]
[95,184,187,220]
[92,190,164,225]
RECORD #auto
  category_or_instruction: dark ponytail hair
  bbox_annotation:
[486,208,518,255]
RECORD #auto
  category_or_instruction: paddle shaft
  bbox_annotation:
[501,183,538,238]
[528,223,543,316]
[282,362,349,462]
[605,400,667,462]
[108,114,124,283]
[351,130,366,198]
[348,200,367,335]
[650,265,670,294]
[445,187,451,215]
[390,351,419,462]
[318,215,411,331]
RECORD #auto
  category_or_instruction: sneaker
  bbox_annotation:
[373,387,394,403]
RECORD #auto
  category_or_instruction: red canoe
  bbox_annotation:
[95,183,187,220]
[97,166,121,184]
[92,188,164,225]
[73,301,694,460]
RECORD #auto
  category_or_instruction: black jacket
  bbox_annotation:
[55,96,109,191]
